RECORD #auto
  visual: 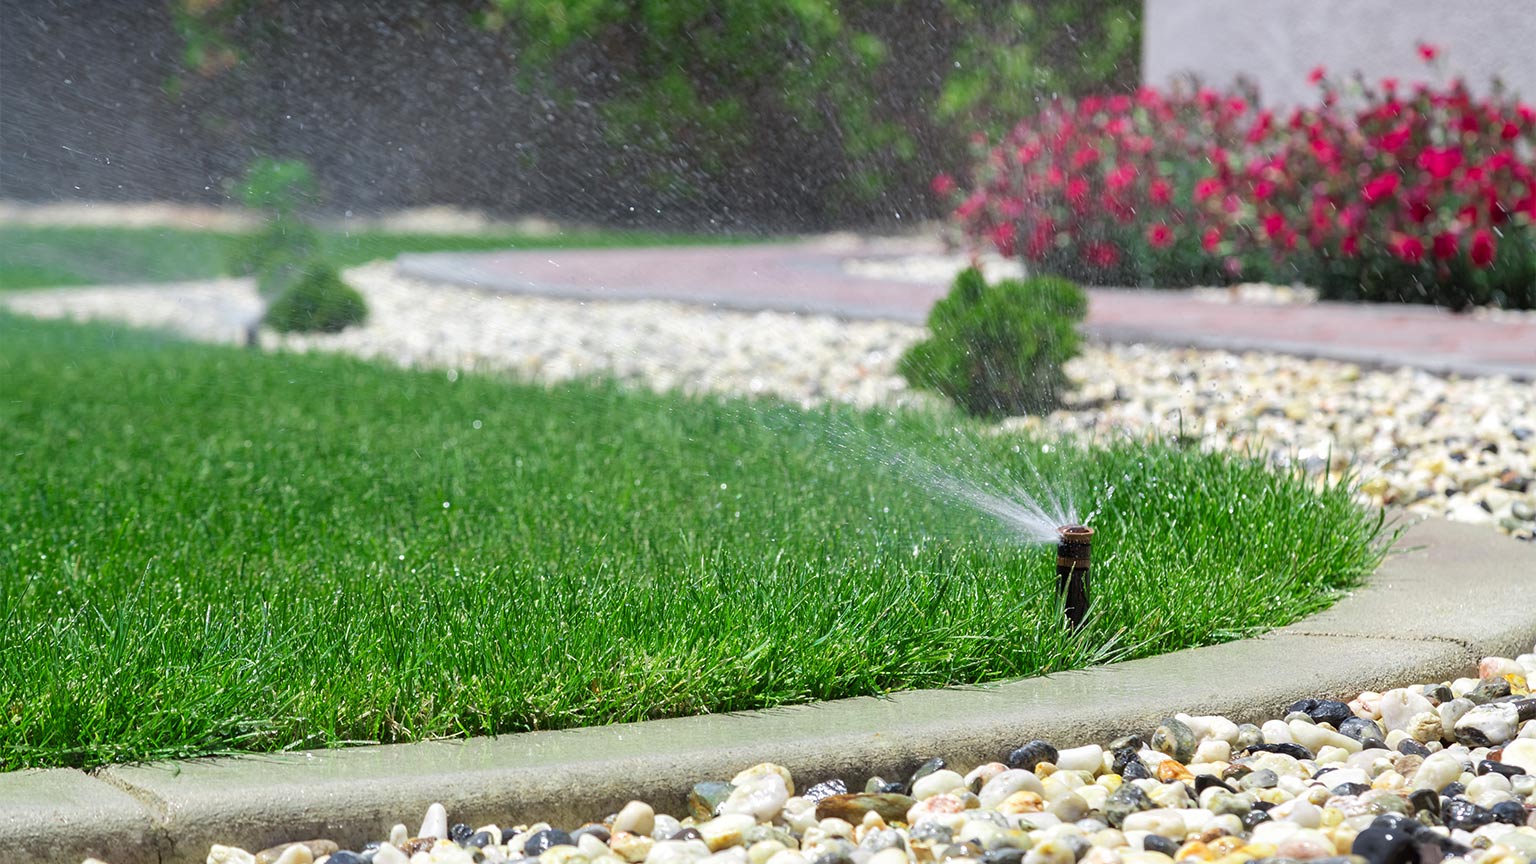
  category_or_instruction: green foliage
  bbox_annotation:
[226,217,321,280]
[484,0,1139,208]
[900,268,1086,418]
[234,157,318,216]
[936,1,1140,139]
[262,261,368,333]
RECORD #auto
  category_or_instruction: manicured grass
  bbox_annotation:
[0,225,758,290]
[0,314,1390,770]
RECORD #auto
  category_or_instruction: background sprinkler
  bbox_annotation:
[1056,525,1094,629]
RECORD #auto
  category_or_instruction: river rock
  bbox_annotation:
[615,801,657,837]
[256,841,337,864]
[814,794,916,825]
[690,782,736,821]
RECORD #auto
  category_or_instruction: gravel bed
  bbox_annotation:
[80,650,1536,864]
[5,261,1532,540]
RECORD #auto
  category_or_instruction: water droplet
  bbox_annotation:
[472,420,482,429]
[442,501,451,509]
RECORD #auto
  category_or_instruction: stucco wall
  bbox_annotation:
[1144,0,1536,106]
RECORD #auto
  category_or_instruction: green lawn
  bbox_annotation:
[0,225,758,291]
[0,314,1390,770]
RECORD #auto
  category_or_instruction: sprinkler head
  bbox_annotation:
[1055,525,1094,629]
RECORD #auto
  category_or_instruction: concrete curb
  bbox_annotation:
[4,518,1532,864]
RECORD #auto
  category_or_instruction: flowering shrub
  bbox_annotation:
[942,48,1536,309]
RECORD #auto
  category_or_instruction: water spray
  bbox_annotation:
[1055,525,1094,629]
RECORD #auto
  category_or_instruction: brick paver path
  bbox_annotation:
[396,240,1536,380]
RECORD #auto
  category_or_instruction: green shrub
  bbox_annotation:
[262,261,368,333]
[234,156,317,215]
[899,268,1085,418]
[227,216,320,279]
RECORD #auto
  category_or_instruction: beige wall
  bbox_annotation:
[1144,0,1536,106]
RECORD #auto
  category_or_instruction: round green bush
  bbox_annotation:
[262,262,368,334]
[899,268,1086,418]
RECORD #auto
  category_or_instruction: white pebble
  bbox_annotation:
[419,802,448,840]
[1054,745,1104,774]
[911,769,966,800]
[614,801,656,837]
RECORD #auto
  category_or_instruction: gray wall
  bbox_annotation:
[1144,0,1536,106]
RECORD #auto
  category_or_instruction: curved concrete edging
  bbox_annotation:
[5,518,1533,864]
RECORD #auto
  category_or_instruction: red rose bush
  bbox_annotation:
[940,48,1536,309]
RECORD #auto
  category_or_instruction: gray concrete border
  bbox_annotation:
[3,518,1532,864]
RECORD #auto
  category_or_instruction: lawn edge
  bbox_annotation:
[4,516,1532,864]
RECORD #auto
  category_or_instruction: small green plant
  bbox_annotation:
[262,261,367,333]
[227,217,321,280]
[234,157,317,216]
[900,267,1086,418]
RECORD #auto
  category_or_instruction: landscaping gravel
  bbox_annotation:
[80,649,1536,864]
[5,260,1532,540]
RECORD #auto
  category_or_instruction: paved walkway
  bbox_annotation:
[396,239,1536,380]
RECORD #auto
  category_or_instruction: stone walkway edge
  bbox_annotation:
[5,518,1533,864]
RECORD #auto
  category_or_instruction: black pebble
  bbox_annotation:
[670,828,704,843]
[981,849,1027,864]
[1250,800,1276,812]
[1006,740,1058,772]
[1245,742,1315,760]
[1408,789,1441,816]
[326,853,367,864]
[1441,797,1496,832]
[1441,781,1466,797]
[1339,717,1384,743]
[1478,759,1527,778]
[1287,698,1354,728]
[1142,835,1179,857]
[1194,775,1236,794]
[804,779,849,802]
[468,832,494,849]
[1397,739,1431,757]
[1241,809,1271,829]
[501,828,518,844]
[525,829,575,856]
[905,757,946,794]
[877,780,906,795]
[450,823,474,844]
[1120,759,1152,781]
[1352,818,1418,864]
[1422,684,1454,705]
[1330,782,1372,797]
[1490,800,1528,825]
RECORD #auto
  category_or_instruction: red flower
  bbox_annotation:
[989,222,1017,257]
[1417,146,1464,180]
[1341,234,1360,257]
[1362,172,1401,204]
[930,174,957,197]
[1432,231,1459,260]
[1194,177,1222,203]
[955,192,985,221]
[1470,229,1497,267]
[1066,178,1091,210]
[1149,178,1173,205]
[1388,233,1425,264]
[1253,179,1277,200]
[1106,164,1137,193]
[1376,125,1412,153]
[1307,65,1327,85]
[1263,213,1286,239]
[1084,242,1119,268]
[1146,223,1175,249]
[1502,121,1521,141]
[1417,42,1440,63]
[998,197,1026,219]
[1381,77,1399,94]
[1202,227,1223,253]
[1071,146,1100,169]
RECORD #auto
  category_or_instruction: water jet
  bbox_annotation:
[1055,525,1094,629]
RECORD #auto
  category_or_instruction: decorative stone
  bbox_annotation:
[1150,717,1197,764]
[615,802,657,837]
[720,773,791,821]
[911,769,967,800]
[208,847,257,864]
[690,782,736,821]
[732,763,796,797]
[256,842,336,864]
[814,794,916,825]
[1007,741,1059,773]
[420,802,449,841]
[803,780,848,803]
